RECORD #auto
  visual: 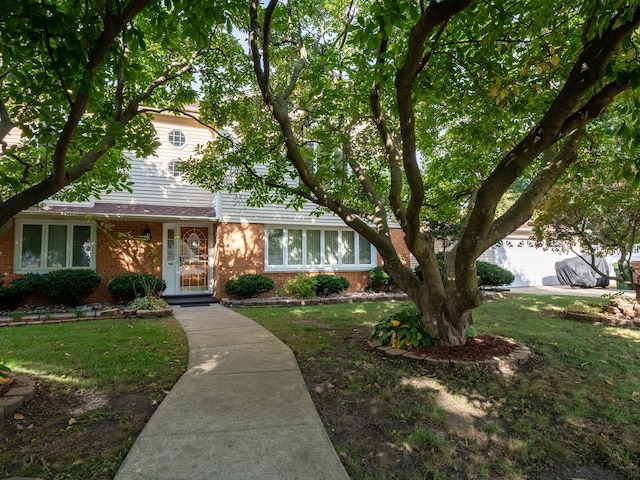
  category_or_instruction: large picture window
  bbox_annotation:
[16,221,94,272]
[265,227,375,270]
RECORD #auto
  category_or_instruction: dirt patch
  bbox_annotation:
[0,378,159,479]
[299,326,632,479]
[531,465,628,480]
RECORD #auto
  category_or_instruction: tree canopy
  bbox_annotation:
[0,0,231,230]
[189,1,640,345]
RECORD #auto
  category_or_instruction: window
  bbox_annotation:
[265,227,375,270]
[306,230,321,265]
[169,159,184,178]
[267,228,284,266]
[287,229,303,265]
[16,221,94,271]
[168,129,187,148]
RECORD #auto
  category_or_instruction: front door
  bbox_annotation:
[163,223,212,295]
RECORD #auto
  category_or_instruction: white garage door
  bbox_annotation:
[493,240,567,287]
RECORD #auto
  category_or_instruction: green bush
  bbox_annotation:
[225,274,274,299]
[477,261,515,287]
[367,266,393,292]
[0,273,43,306]
[414,257,514,288]
[313,274,350,296]
[108,274,166,300]
[284,275,317,299]
[41,269,101,306]
[369,306,433,350]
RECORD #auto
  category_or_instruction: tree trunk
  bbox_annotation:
[417,294,473,347]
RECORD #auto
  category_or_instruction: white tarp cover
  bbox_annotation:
[555,256,610,288]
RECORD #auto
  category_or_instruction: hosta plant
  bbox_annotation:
[370,307,433,350]
[127,295,170,311]
[0,364,11,386]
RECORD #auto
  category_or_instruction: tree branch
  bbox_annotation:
[395,0,473,241]
[369,37,406,228]
[51,0,153,185]
[460,5,640,262]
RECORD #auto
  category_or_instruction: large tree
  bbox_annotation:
[0,0,230,230]
[192,1,640,345]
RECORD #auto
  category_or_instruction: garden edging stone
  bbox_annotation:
[0,375,36,420]
[367,338,532,375]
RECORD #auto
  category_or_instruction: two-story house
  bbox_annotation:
[1,108,411,304]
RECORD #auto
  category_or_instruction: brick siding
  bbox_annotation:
[0,219,162,306]
[212,221,410,299]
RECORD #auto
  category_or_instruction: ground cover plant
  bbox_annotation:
[0,317,188,479]
[239,295,640,480]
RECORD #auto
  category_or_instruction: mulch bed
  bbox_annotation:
[412,335,517,362]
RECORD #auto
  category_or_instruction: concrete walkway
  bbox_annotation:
[509,285,635,298]
[114,304,349,480]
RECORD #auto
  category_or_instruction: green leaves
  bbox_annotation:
[369,306,434,350]
[0,0,233,219]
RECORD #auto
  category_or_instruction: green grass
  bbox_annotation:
[1,317,188,479]
[2,317,187,394]
[239,295,640,480]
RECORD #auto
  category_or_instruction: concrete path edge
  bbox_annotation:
[114,304,349,480]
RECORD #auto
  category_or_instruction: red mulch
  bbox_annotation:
[412,335,516,361]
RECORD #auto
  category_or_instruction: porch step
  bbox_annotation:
[163,294,219,306]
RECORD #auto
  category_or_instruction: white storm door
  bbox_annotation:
[163,223,179,295]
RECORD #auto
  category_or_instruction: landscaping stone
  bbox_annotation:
[0,375,36,420]
[221,292,410,308]
[402,351,427,362]
[565,300,640,330]
[0,395,23,418]
[383,348,407,358]
[372,337,531,375]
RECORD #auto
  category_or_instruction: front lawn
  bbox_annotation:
[0,317,188,479]
[239,295,640,480]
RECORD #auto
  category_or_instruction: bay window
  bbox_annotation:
[265,227,375,270]
[16,221,94,272]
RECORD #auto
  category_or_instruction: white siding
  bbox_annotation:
[217,190,353,227]
[99,115,215,208]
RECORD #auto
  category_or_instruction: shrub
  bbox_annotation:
[0,273,43,306]
[313,274,350,296]
[225,274,274,299]
[477,261,515,287]
[284,275,317,299]
[41,269,101,306]
[367,266,393,292]
[369,306,433,350]
[108,274,166,300]
[128,295,171,311]
[414,257,514,288]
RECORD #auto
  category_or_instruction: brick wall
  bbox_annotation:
[91,220,163,302]
[3,217,412,305]
[213,222,265,298]
[212,222,412,299]
[388,227,411,267]
[0,223,15,278]
[0,219,163,306]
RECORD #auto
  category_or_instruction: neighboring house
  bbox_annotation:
[482,225,566,287]
[1,108,411,304]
